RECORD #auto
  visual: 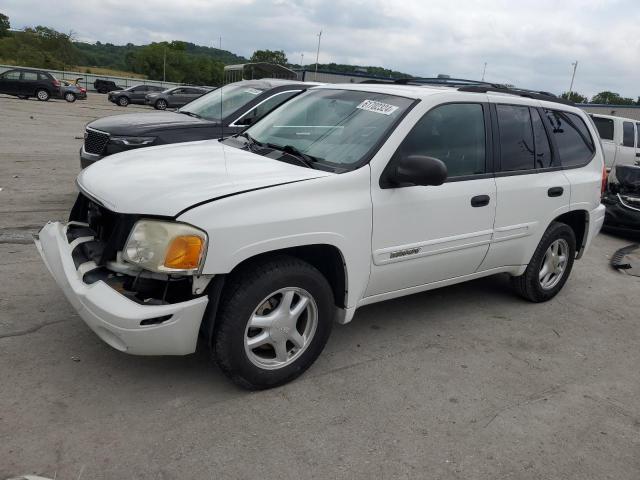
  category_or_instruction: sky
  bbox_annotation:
[2,0,640,98]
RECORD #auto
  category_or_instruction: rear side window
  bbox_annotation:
[544,110,595,167]
[22,72,38,81]
[496,104,535,171]
[531,108,554,168]
[398,103,486,177]
[622,122,635,147]
[592,117,614,141]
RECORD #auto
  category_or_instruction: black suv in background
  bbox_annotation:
[80,79,320,168]
[0,68,62,101]
[108,84,166,106]
[94,79,123,94]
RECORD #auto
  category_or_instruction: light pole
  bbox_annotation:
[568,61,578,97]
[300,52,304,67]
[163,46,166,83]
[481,62,487,81]
[314,30,322,81]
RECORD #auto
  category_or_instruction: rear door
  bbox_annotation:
[0,70,21,95]
[19,71,41,96]
[591,115,617,169]
[480,100,570,270]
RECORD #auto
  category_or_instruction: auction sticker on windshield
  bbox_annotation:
[356,99,399,115]
[245,88,262,95]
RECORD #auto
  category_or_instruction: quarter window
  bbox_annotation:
[397,103,486,177]
[496,104,535,171]
[622,122,635,147]
[544,110,595,167]
[592,117,614,141]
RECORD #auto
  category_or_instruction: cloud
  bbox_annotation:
[3,0,639,98]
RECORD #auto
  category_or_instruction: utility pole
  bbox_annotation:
[481,62,487,81]
[568,60,578,97]
[219,36,222,50]
[163,46,166,83]
[300,52,304,67]
[314,30,322,81]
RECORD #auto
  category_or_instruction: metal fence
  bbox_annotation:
[0,64,183,92]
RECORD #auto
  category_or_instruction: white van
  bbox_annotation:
[36,82,606,389]
[590,113,639,169]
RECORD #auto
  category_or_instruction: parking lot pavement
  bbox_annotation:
[1,93,640,480]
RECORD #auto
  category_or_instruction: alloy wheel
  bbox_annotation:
[539,238,569,290]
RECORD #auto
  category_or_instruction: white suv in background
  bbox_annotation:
[36,81,606,389]
[590,113,639,168]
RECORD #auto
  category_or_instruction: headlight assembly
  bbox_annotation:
[110,136,156,146]
[122,220,207,274]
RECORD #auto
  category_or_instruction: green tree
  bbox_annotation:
[250,49,288,65]
[561,91,588,103]
[0,13,9,37]
[590,91,635,105]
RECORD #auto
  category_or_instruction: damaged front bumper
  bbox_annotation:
[34,221,209,355]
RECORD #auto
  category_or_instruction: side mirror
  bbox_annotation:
[382,155,448,188]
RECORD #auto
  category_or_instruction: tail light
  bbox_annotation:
[601,166,608,196]
[80,87,87,93]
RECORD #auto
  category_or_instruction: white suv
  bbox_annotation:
[36,82,606,389]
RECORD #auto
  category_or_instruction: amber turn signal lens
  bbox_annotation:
[163,235,204,270]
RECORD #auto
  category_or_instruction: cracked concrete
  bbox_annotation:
[1,93,640,479]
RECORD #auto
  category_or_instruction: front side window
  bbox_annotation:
[622,121,635,147]
[234,91,300,126]
[592,116,614,141]
[180,83,268,122]
[544,110,595,167]
[0,70,21,80]
[247,89,413,168]
[396,103,486,177]
[497,104,535,171]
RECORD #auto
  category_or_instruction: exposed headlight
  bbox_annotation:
[123,220,208,273]
[110,136,156,146]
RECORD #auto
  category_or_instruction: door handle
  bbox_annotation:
[471,195,490,207]
[548,187,564,197]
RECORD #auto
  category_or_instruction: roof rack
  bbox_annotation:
[393,77,504,88]
[457,85,574,106]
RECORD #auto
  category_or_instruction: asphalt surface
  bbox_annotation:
[1,93,639,480]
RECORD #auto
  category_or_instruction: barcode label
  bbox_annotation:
[356,99,399,115]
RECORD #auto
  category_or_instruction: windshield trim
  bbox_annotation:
[244,88,421,173]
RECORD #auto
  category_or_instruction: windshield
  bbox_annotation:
[179,83,267,122]
[245,89,414,168]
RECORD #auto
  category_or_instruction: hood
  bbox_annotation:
[87,111,210,136]
[77,140,333,217]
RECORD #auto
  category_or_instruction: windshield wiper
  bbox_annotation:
[236,132,263,152]
[266,143,320,169]
[178,110,202,119]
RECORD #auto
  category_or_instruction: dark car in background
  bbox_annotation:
[0,68,62,101]
[603,164,640,233]
[145,86,212,110]
[94,79,123,94]
[108,84,166,106]
[80,79,320,168]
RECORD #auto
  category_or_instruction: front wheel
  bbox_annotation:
[117,96,129,107]
[212,256,334,389]
[155,99,167,110]
[36,89,50,101]
[64,92,76,102]
[510,222,576,302]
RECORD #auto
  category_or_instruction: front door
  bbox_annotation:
[367,102,497,297]
[0,70,21,95]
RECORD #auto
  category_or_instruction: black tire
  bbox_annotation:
[510,221,576,302]
[64,92,76,103]
[98,88,107,94]
[213,255,335,390]
[155,99,167,110]
[36,88,50,101]
[117,96,129,107]
[17,95,28,100]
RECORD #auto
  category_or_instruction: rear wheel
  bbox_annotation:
[510,222,576,302]
[212,256,334,389]
[117,96,129,107]
[64,92,76,103]
[155,99,168,110]
[36,89,50,101]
